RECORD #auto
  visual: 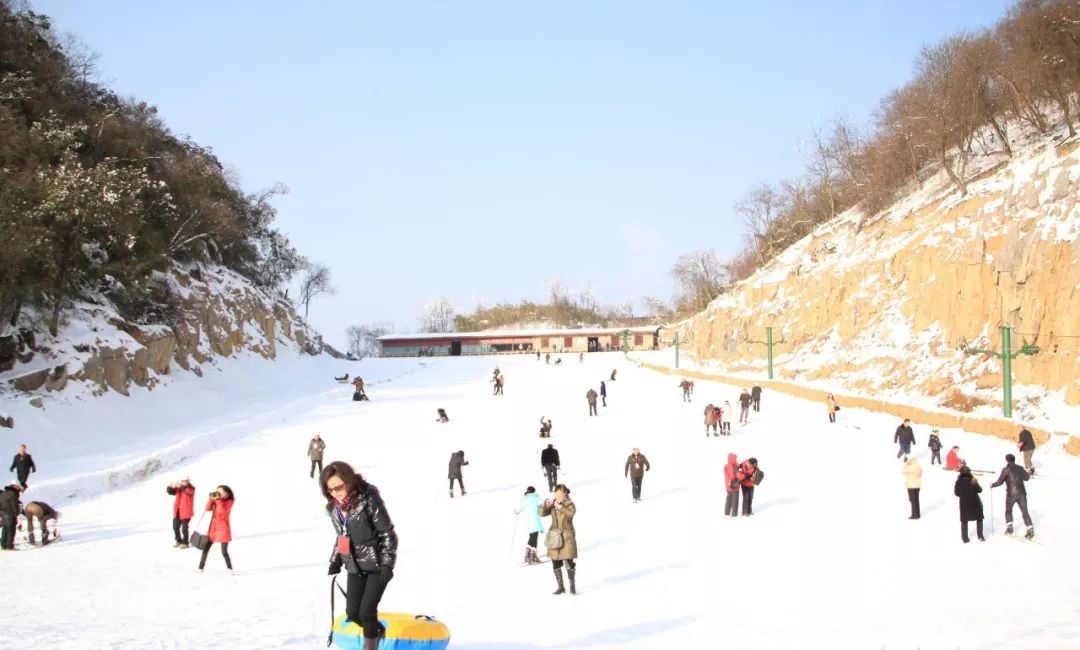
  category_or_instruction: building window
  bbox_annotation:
[634,334,643,346]
[564,336,573,348]
[611,335,620,347]
[541,337,549,348]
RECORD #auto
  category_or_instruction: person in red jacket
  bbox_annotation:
[945,446,963,471]
[740,458,759,515]
[166,478,195,548]
[198,485,234,572]
[723,454,743,517]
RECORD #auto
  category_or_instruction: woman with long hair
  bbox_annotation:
[541,484,578,595]
[322,461,399,650]
[198,485,234,572]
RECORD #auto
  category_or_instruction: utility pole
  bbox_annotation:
[672,331,680,369]
[747,326,784,379]
[961,325,1039,418]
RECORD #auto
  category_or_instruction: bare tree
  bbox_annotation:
[577,281,599,312]
[671,249,725,313]
[734,183,781,264]
[346,322,393,359]
[544,276,569,326]
[418,297,456,333]
[298,263,335,319]
[643,295,674,321]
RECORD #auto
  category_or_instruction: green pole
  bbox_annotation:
[766,326,774,380]
[621,329,629,352]
[1002,325,1012,419]
[674,332,680,369]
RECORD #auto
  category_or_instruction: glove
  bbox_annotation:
[380,565,394,581]
[328,560,342,575]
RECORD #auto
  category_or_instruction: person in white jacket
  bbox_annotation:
[514,486,545,564]
[903,456,923,519]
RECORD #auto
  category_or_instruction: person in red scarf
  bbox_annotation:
[197,485,234,572]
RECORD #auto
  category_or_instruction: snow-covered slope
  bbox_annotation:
[675,124,1080,433]
[2,354,1078,649]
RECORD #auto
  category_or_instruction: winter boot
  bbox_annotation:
[531,548,541,564]
[450,491,454,498]
[524,547,533,564]
[552,566,566,594]
[363,637,379,650]
[567,564,577,594]
[1005,524,1013,535]
[1025,527,1035,540]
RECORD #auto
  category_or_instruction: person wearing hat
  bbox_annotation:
[928,430,943,465]
[990,454,1034,539]
[166,478,196,548]
[954,466,985,543]
[0,482,24,550]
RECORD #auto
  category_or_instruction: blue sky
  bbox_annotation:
[32,0,1013,346]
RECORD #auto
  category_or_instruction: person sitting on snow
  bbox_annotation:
[945,446,964,471]
[436,408,449,423]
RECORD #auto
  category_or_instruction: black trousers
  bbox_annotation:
[16,472,29,488]
[828,412,836,423]
[741,485,754,514]
[907,488,921,518]
[173,517,191,544]
[601,395,607,406]
[752,397,760,412]
[961,519,984,542]
[198,541,232,570]
[347,570,392,639]
[544,464,558,492]
[724,491,740,516]
[1005,494,1033,527]
[0,513,15,549]
[310,459,323,478]
[449,477,465,494]
[630,476,643,500]
[527,532,538,549]
[931,449,942,465]
[551,558,576,570]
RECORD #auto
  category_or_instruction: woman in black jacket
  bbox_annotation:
[322,461,399,649]
[954,466,985,543]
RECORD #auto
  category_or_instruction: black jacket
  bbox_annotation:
[991,462,1029,496]
[739,392,752,407]
[10,453,35,477]
[448,451,468,478]
[0,486,21,517]
[600,382,607,396]
[624,453,651,479]
[928,435,942,451]
[1018,429,1036,452]
[541,447,560,467]
[954,473,984,522]
[327,484,398,574]
[894,425,915,446]
[751,386,762,399]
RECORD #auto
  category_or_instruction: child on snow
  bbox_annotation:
[945,446,963,471]
[928,430,943,465]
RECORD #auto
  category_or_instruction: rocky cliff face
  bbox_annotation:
[675,133,1080,428]
[0,264,338,403]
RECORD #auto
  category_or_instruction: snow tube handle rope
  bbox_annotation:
[414,615,435,621]
[329,576,346,647]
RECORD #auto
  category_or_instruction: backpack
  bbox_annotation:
[752,468,764,485]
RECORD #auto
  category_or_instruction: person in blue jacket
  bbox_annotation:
[514,486,544,565]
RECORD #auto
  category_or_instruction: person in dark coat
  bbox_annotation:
[541,444,560,492]
[610,369,617,381]
[10,444,35,489]
[323,462,398,649]
[1017,428,1036,476]
[599,381,607,407]
[448,450,469,498]
[436,408,449,423]
[539,416,553,438]
[751,385,762,412]
[0,482,24,550]
[954,466,985,543]
[624,448,651,502]
[586,389,599,416]
[990,454,1034,538]
[166,477,196,548]
[738,389,752,424]
[928,430,943,465]
[308,435,326,478]
[893,419,915,459]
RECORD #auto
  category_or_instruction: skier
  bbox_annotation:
[740,458,759,515]
[928,430,943,465]
[448,450,469,498]
[826,394,839,423]
[0,482,23,550]
[990,454,1034,538]
[954,466,985,543]
[539,416,553,438]
[893,419,915,459]
[738,388,752,424]
[436,408,449,423]
[514,486,544,565]
[751,385,762,412]
[166,477,196,548]
[1017,428,1036,476]
[540,443,560,492]
[586,388,599,416]
[9,444,35,489]
[541,484,577,595]
[308,434,326,479]
[623,448,651,502]
[197,485,234,572]
[703,404,719,437]
[903,456,922,519]
[723,454,742,517]
[600,381,607,407]
[323,462,398,650]
[720,401,733,435]
[945,446,963,471]
[679,379,693,402]
[23,500,60,545]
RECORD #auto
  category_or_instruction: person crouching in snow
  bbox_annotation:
[198,485,234,572]
[903,456,922,519]
[945,446,963,471]
[514,486,544,565]
[23,501,60,545]
[448,450,468,498]
[954,466,985,543]
[167,478,195,548]
[928,430,943,465]
[723,454,742,517]
[436,408,449,423]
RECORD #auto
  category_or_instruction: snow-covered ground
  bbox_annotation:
[3,353,1079,649]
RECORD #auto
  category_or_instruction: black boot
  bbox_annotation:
[567,564,576,595]
[552,566,565,594]
[1025,527,1035,540]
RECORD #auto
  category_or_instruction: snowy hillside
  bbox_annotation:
[3,353,1078,649]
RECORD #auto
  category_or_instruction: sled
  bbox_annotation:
[332,613,450,650]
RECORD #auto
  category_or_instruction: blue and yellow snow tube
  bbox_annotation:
[332,613,450,650]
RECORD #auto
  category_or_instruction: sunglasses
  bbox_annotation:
[326,480,347,493]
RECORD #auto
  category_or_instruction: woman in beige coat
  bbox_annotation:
[826,394,838,423]
[903,456,923,519]
[541,484,578,595]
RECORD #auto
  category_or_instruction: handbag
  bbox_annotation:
[190,511,210,550]
[545,527,564,551]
